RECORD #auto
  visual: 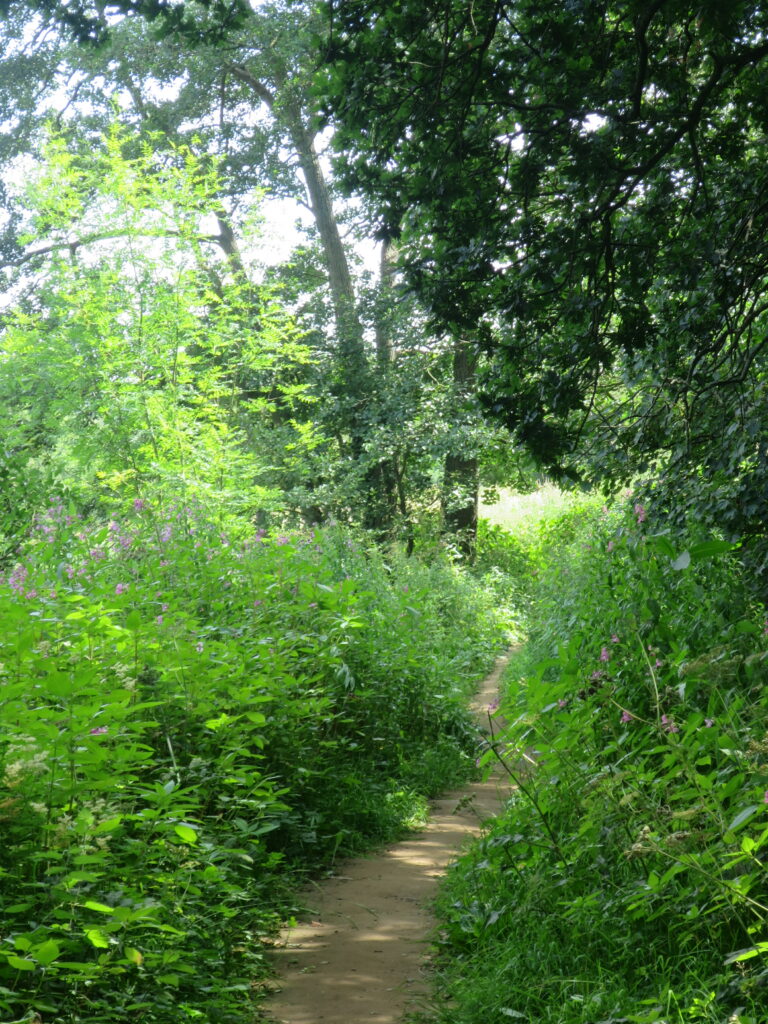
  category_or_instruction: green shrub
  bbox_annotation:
[0,497,505,1023]
[427,497,768,1024]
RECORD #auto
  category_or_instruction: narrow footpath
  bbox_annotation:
[262,652,513,1024]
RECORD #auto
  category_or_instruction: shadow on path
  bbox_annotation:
[262,651,513,1024]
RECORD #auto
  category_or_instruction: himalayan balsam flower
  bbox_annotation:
[599,647,610,662]
[90,726,108,736]
[620,710,634,723]
[634,503,647,523]
[115,583,128,596]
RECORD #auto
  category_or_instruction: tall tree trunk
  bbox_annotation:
[442,337,478,559]
[363,237,400,537]
[225,61,370,391]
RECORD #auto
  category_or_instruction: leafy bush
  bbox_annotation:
[0,498,504,1023]
[428,498,768,1024]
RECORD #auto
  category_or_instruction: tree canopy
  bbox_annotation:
[321,0,768,539]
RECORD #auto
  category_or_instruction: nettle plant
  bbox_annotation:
[467,501,768,1021]
[0,496,501,1022]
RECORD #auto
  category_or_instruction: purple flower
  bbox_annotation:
[590,670,604,681]
[599,647,610,662]
[764,790,768,805]
[275,535,289,546]
[195,641,204,653]
[611,634,619,643]
[156,615,163,625]
[620,710,634,723]
[661,714,679,734]
[253,599,263,608]
[160,525,172,543]
[557,698,568,709]
[90,726,108,736]
[133,498,147,512]
[634,503,647,524]
[487,698,500,714]
[115,582,128,596]
[704,717,714,727]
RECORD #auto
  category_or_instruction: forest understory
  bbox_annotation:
[2,2,768,1022]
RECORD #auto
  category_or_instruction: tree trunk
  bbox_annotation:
[363,237,401,537]
[442,337,478,559]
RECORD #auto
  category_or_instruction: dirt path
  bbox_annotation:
[262,651,512,1024]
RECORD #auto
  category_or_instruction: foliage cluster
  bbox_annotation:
[321,0,768,558]
[428,499,768,1024]
[0,498,504,1023]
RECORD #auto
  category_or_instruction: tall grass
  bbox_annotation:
[426,495,768,1024]
[0,497,506,1023]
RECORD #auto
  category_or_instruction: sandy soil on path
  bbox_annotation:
[262,651,513,1024]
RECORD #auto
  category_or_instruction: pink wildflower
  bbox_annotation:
[90,726,108,736]
[611,634,619,643]
[661,714,679,734]
[600,646,610,662]
[704,718,714,727]
[620,710,634,723]
[634,503,647,523]
[115,583,128,596]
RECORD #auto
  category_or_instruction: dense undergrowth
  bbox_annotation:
[0,498,506,1023]
[428,496,768,1024]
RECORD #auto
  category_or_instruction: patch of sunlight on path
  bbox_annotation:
[262,651,514,1024]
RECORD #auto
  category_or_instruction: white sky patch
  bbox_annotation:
[582,112,607,133]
